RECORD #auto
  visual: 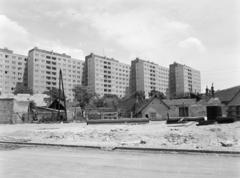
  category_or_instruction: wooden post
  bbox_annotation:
[58,69,61,120]
[60,69,67,121]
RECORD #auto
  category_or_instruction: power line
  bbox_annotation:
[201,70,239,75]
[201,67,240,73]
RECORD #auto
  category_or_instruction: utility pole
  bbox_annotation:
[60,69,67,121]
[58,69,67,121]
[58,70,61,118]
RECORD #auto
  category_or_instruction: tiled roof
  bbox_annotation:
[134,95,170,115]
[163,99,196,106]
[214,85,240,103]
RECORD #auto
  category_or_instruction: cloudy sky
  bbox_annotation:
[0,0,239,92]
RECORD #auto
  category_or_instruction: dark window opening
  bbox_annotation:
[179,107,189,117]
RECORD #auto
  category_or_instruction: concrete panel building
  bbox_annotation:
[130,58,169,97]
[169,62,201,98]
[0,48,28,94]
[84,53,131,98]
[28,47,84,101]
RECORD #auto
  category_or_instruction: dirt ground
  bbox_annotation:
[0,121,239,151]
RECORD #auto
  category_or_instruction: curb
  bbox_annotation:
[0,141,240,155]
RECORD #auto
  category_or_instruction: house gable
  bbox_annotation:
[142,98,169,119]
[134,96,170,120]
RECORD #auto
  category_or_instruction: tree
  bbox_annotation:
[93,94,119,108]
[134,91,145,101]
[93,97,105,107]
[72,85,97,109]
[28,100,37,122]
[14,88,34,95]
[148,90,166,99]
[43,87,66,102]
[29,100,36,111]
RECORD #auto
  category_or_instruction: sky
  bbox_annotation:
[0,0,239,92]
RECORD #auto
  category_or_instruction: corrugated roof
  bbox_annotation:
[214,85,240,103]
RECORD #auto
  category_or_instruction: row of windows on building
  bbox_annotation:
[0,54,27,61]
[34,68,82,75]
[34,59,83,69]
[143,64,168,71]
[93,58,130,69]
[35,53,84,65]
[1,60,25,66]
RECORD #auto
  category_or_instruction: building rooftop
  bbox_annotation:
[86,53,121,63]
[0,47,13,54]
[172,62,200,72]
[29,47,71,58]
[135,57,160,67]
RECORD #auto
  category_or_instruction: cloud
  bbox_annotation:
[62,5,191,64]
[45,11,63,18]
[0,14,84,60]
[0,14,29,53]
[178,37,206,52]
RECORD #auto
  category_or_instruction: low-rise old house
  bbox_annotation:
[134,95,170,120]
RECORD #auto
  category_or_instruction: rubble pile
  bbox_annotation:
[0,121,239,151]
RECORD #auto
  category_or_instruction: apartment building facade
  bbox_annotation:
[169,62,201,97]
[84,53,131,98]
[0,48,28,94]
[28,47,84,101]
[130,58,169,97]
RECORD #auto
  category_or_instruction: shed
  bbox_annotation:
[48,100,79,110]
[47,100,82,121]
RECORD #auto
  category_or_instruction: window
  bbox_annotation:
[150,113,157,120]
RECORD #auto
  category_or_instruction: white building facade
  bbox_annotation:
[130,58,169,97]
[169,62,201,97]
[84,53,131,98]
[28,47,84,101]
[0,48,28,94]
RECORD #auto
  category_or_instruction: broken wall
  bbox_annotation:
[0,99,15,124]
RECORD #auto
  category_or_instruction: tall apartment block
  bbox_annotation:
[0,48,28,94]
[130,58,169,97]
[169,62,201,97]
[84,53,131,98]
[28,47,84,101]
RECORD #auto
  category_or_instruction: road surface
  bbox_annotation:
[0,145,239,178]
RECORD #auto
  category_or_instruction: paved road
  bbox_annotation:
[0,146,239,178]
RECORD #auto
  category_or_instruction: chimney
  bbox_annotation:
[211,83,214,98]
[206,86,209,95]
